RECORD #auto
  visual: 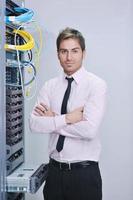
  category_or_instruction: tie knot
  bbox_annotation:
[66,77,74,84]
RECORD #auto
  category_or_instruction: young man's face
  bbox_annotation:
[58,38,85,75]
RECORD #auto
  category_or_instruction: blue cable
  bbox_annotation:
[6,7,34,24]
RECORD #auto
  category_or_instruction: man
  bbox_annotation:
[30,27,107,200]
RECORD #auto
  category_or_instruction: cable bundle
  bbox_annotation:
[5,6,42,99]
[5,30,35,51]
[6,7,34,25]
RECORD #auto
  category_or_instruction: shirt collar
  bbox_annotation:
[62,66,86,85]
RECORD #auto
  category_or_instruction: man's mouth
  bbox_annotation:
[66,62,74,65]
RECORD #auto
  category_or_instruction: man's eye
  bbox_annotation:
[60,50,67,54]
[72,50,78,53]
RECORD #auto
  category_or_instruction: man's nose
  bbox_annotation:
[66,51,72,60]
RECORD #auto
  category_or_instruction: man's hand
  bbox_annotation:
[65,107,84,124]
[34,103,55,117]
[34,103,84,124]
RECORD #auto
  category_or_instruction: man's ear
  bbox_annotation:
[83,50,86,59]
[57,51,60,60]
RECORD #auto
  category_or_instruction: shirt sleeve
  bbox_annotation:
[29,82,67,134]
[57,80,107,139]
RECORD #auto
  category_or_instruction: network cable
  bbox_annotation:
[6,21,42,100]
[6,7,34,25]
[5,29,35,51]
[21,61,36,86]
[11,33,33,62]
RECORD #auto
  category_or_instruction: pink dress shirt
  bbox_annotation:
[30,67,107,162]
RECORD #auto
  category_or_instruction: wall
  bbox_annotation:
[24,0,133,199]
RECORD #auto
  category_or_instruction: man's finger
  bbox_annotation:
[74,106,84,112]
[40,103,50,112]
[40,103,48,109]
[35,104,47,113]
[34,107,44,116]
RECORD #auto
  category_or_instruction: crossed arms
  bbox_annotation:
[29,80,107,140]
[34,102,84,124]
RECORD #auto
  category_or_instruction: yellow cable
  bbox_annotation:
[5,21,43,99]
[24,21,43,97]
[5,30,35,51]
[31,21,43,71]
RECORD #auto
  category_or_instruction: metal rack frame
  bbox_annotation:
[0,0,6,198]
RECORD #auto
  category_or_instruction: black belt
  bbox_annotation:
[49,158,98,171]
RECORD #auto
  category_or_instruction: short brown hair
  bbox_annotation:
[56,27,85,52]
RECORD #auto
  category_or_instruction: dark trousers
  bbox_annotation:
[43,160,102,200]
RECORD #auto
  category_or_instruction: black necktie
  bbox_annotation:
[56,77,74,152]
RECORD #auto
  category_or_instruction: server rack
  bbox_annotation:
[0,1,48,199]
[0,0,6,199]
[6,1,25,177]
[6,1,25,199]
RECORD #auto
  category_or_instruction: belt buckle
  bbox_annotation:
[59,162,71,170]
[68,162,71,170]
[66,162,71,170]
